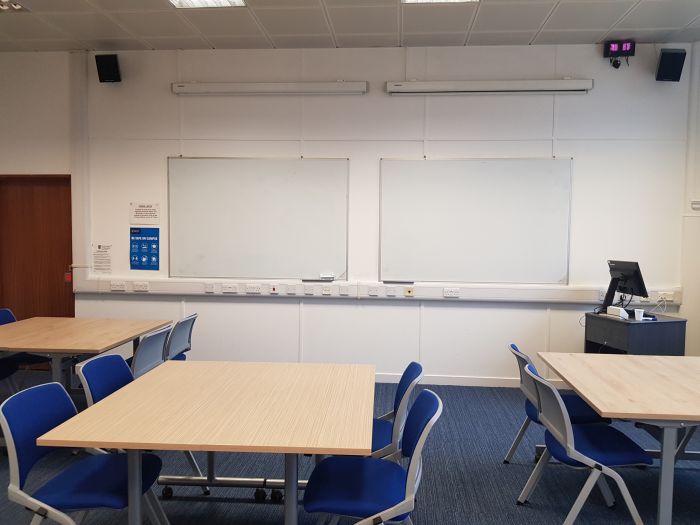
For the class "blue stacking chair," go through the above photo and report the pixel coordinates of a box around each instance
[0,307,16,326]
[518,365,651,524]
[0,382,168,525]
[372,361,423,458]
[164,313,197,361]
[129,325,171,379]
[504,344,605,463]
[78,353,209,496]
[304,389,443,525]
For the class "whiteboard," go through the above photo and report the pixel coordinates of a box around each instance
[169,157,348,280]
[380,158,572,284]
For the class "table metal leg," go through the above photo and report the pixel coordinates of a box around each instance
[284,454,298,525]
[128,450,143,525]
[50,356,63,384]
[658,427,678,525]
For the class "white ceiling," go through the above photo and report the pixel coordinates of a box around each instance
[0,0,699,52]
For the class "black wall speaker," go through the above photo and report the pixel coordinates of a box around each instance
[95,54,121,83]
[656,49,686,82]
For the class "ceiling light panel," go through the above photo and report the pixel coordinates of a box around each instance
[401,0,478,3]
[169,0,246,8]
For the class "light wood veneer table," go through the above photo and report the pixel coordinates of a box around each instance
[38,360,375,525]
[540,352,700,525]
[0,317,171,383]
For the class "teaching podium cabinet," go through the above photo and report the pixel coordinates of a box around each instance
[584,313,686,356]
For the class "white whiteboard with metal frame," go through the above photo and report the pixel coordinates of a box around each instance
[169,157,349,280]
[380,158,572,284]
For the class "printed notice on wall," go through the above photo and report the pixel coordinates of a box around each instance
[130,228,160,271]
[130,203,160,225]
[92,243,112,274]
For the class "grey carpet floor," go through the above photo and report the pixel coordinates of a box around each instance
[2,380,700,524]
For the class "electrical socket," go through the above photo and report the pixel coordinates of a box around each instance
[385,286,398,297]
[368,286,381,297]
[322,285,332,296]
[639,296,651,303]
[269,284,279,294]
[304,285,315,295]
[403,287,415,297]
[222,283,238,294]
[204,282,215,293]
[339,285,349,296]
[133,281,149,292]
[110,280,126,292]
[657,291,674,302]
[443,287,460,298]
[286,284,297,295]
[245,284,262,294]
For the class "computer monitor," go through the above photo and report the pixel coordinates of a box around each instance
[601,260,648,310]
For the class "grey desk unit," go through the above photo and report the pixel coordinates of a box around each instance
[584,313,686,356]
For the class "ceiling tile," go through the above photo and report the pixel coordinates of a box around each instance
[208,35,272,48]
[0,13,69,39]
[18,0,96,12]
[0,40,26,51]
[253,7,330,35]
[88,0,175,10]
[468,31,536,45]
[617,0,700,29]
[402,4,476,33]
[181,8,262,36]
[14,39,85,51]
[533,29,608,44]
[272,34,334,48]
[246,0,320,7]
[328,6,398,34]
[84,38,149,50]
[402,32,466,46]
[326,0,397,5]
[664,27,700,41]
[335,33,398,47]
[605,28,675,41]
[545,1,636,31]
[110,11,196,37]
[472,1,555,32]
[42,13,132,39]
[146,36,211,49]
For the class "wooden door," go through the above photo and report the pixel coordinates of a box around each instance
[0,176,74,320]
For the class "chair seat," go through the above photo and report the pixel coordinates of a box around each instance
[304,456,408,520]
[171,352,187,361]
[372,418,393,452]
[525,393,603,425]
[545,424,653,468]
[33,453,162,511]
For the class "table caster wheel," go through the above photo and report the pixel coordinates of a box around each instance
[162,486,174,499]
[203,489,211,496]
[254,488,267,502]
[271,489,284,503]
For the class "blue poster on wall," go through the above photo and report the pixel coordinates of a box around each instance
[130,227,159,271]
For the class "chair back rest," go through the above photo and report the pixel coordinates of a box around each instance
[0,383,77,489]
[524,364,574,450]
[131,325,171,378]
[0,308,17,325]
[165,313,198,360]
[508,344,539,407]
[402,389,443,498]
[78,354,134,406]
[391,361,423,440]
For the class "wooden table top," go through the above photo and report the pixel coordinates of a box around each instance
[540,353,700,422]
[0,317,171,354]
[38,361,375,455]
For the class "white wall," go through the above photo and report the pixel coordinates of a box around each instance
[0,43,695,384]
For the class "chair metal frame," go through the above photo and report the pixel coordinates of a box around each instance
[372,362,424,459]
[519,365,646,525]
[0,383,169,525]
[313,389,443,525]
[503,343,540,463]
